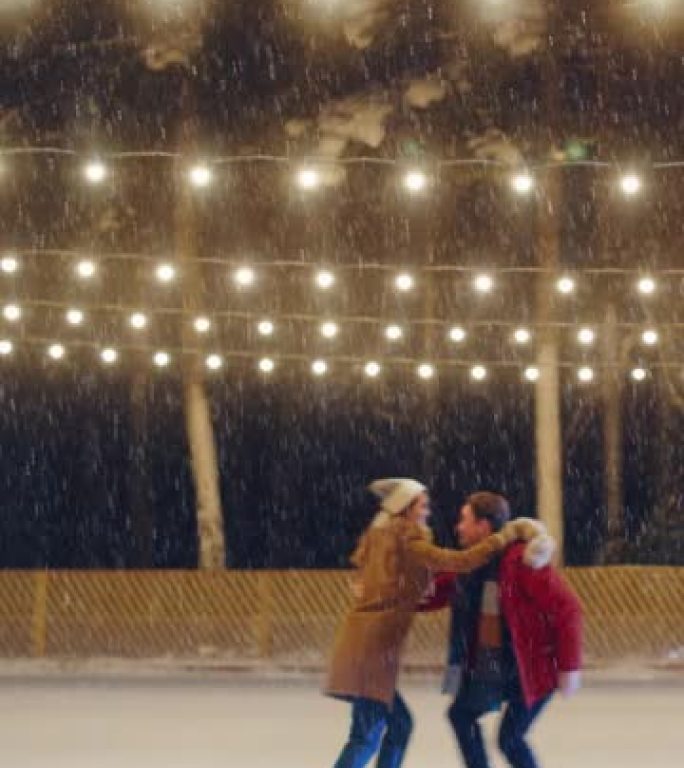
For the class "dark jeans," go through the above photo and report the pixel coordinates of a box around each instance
[448,686,551,768]
[333,693,413,768]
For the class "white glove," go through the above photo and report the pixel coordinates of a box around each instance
[558,670,582,697]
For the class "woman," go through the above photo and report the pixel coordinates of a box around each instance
[325,478,549,768]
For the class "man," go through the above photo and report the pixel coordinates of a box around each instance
[419,492,582,768]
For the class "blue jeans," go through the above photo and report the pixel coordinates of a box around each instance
[333,693,413,768]
[448,686,551,768]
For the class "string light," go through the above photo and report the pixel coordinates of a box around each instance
[471,365,487,381]
[315,270,335,290]
[524,366,540,382]
[449,326,467,343]
[206,354,223,370]
[364,361,381,378]
[514,327,531,344]
[257,319,275,336]
[0,340,13,356]
[193,316,211,334]
[631,367,647,382]
[153,351,170,368]
[556,276,576,294]
[395,273,415,291]
[83,160,107,185]
[156,263,176,283]
[473,274,493,293]
[129,312,147,330]
[403,170,428,193]
[296,167,320,190]
[620,173,642,197]
[417,363,435,380]
[578,366,594,383]
[100,348,118,365]
[3,304,21,322]
[641,329,659,345]
[259,357,275,374]
[189,164,213,188]
[48,343,65,360]
[311,359,328,377]
[0,255,19,274]
[320,321,339,339]
[385,324,404,342]
[511,172,534,195]
[637,276,656,295]
[577,327,595,345]
[76,259,96,279]
[66,308,84,326]
[234,266,256,288]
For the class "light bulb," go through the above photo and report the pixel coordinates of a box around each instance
[620,173,642,197]
[84,160,107,184]
[631,367,647,382]
[48,343,65,360]
[577,328,595,345]
[578,367,594,383]
[312,359,328,377]
[417,363,435,380]
[385,325,403,342]
[234,266,255,288]
[511,172,534,195]
[524,366,540,382]
[364,361,381,378]
[129,313,147,330]
[3,304,21,322]
[156,263,176,283]
[194,316,211,334]
[403,170,427,193]
[473,274,493,293]
[0,255,19,274]
[258,320,275,337]
[395,273,415,292]
[315,270,335,290]
[206,354,223,371]
[514,328,531,344]
[449,326,467,343]
[101,348,118,365]
[189,164,213,188]
[320,321,338,339]
[259,357,275,374]
[471,365,487,381]
[557,276,576,294]
[154,351,170,368]
[637,277,656,295]
[297,167,320,190]
[641,329,659,346]
[66,309,84,326]
[76,260,96,279]
[0,340,13,356]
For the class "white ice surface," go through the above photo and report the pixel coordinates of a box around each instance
[0,674,681,767]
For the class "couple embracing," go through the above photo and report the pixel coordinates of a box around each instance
[326,479,582,768]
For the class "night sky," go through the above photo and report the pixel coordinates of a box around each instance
[0,1,682,568]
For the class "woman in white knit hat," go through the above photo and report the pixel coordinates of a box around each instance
[325,478,552,768]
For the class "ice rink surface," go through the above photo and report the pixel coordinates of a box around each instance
[0,674,681,767]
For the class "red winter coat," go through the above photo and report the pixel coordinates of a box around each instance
[421,542,583,708]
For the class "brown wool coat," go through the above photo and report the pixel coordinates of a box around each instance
[325,514,505,707]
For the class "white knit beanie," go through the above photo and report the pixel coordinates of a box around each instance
[368,478,427,515]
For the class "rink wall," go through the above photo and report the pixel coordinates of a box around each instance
[0,568,682,667]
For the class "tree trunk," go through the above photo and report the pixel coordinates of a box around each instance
[174,80,226,570]
[601,303,625,563]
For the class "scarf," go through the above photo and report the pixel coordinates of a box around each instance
[442,559,504,715]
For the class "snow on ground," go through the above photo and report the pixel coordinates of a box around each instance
[0,674,681,767]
